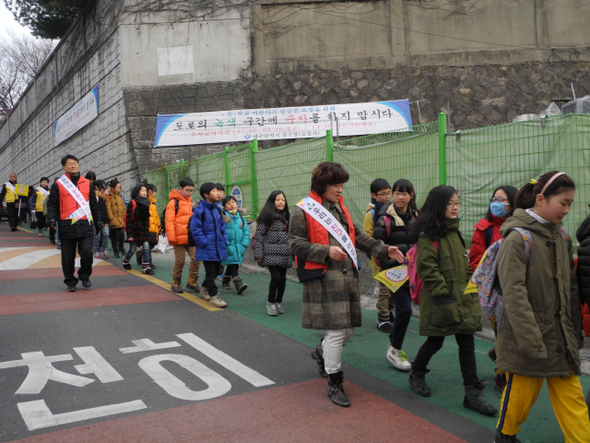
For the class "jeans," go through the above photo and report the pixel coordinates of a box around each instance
[389,285,412,350]
[203,261,221,296]
[268,266,287,303]
[412,333,478,386]
[93,225,110,253]
[124,240,150,264]
[109,227,125,254]
[224,264,240,278]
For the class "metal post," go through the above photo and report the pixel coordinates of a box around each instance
[326,130,334,162]
[224,147,231,186]
[179,158,185,178]
[438,113,447,185]
[249,140,259,217]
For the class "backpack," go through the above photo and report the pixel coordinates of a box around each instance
[161,199,179,235]
[472,226,568,330]
[406,239,439,305]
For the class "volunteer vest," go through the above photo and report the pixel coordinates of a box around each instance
[56,175,91,221]
[35,187,49,212]
[295,191,356,282]
[4,182,17,203]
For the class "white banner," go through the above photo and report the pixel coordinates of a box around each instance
[155,100,412,147]
[54,86,99,147]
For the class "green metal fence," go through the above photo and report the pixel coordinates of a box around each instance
[146,113,590,246]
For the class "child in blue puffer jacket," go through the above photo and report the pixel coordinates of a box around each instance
[191,182,228,308]
[221,195,250,294]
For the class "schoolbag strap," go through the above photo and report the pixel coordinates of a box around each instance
[511,227,533,264]
[484,225,494,248]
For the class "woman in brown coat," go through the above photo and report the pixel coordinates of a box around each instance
[107,180,126,257]
[289,162,403,407]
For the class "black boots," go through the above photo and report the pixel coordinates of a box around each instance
[463,380,498,416]
[327,371,350,407]
[409,369,431,397]
[310,342,328,378]
[222,275,231,290]
[494,429,520,443]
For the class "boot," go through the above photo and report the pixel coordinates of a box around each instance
[409,369,431,397]
[494,429,521,443]
[171,278,183,294]
[463,380,498,416]
[222,275,232,290]
[327,371,350,407]
[186,275,199,292]
[310,342,328,378]
[141,262,154,275]
[233,276,247,294]
[149,259,156,270]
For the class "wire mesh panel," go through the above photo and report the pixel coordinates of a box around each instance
[226,146,254,216]
[333,127,439,224]
[255,136,328,212]
[196,152,225,187]
[447,114,590,246]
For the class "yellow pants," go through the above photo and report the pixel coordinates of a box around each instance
[497,372,590,442]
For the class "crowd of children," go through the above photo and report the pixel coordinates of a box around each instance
[8,163,590,442]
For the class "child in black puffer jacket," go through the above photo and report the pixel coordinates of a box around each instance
[254,190,292,316]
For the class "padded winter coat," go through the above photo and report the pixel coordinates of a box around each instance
[148,196,161,240]
[191,200,227,262]
[373,203,417,270]
[254,217,292,268]
[416,218,481,337]
[497,209,582,377]
[468,215,505,272]
[107,193,126,229]
[222,211,250,265]
[164,189,193,246]
[576,213,590,306]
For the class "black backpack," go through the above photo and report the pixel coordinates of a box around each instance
[161,199,179,235]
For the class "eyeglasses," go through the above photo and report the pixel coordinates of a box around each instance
[490,198,508,203]
[447,201,461,208]
[376,191,392,197]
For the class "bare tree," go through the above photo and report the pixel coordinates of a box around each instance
[0,31,56,116]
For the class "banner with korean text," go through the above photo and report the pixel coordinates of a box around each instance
[154,100,411,147]
[53,86,99,147]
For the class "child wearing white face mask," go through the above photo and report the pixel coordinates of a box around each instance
[469,186,518,272]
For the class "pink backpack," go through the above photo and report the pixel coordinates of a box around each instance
[406,239,439,305]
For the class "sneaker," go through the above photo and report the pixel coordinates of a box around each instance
[93,253,100,259]
[57,242,61,250]
[102,251,109,259]
[386,344,411,371]
[267,303,278,316]
[38,233,44,237]
[81,279,91,288]
[276,303,285,314]
[199,286,210,301]
[377,319,393,333]
[209,295,227,308]
[142,268,155,275]
[67,285,77,292]
[216,274,224,281]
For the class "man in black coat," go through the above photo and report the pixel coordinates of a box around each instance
[47,155,101,292]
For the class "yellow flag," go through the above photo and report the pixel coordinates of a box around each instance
[374,265,409,293]
[15,184,29,197]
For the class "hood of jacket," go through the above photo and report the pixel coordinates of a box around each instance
[168,188,190,203]
[500,208,560,240]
